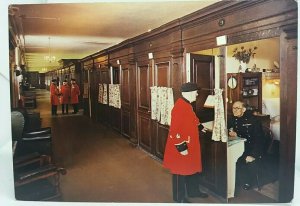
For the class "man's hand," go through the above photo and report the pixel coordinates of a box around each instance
[245,156,255,163]
[228,128,237,140]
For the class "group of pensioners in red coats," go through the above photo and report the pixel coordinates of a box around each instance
[50,78,80,116]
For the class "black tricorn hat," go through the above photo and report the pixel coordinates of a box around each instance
[51,79,57,82]
[180,82,199,92]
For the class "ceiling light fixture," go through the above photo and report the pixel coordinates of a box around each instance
[44,36,56,63]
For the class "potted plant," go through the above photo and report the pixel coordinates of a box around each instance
[232,46,257,72]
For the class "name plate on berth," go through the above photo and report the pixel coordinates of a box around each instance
[201,121,214,132]
[228,137,246,147]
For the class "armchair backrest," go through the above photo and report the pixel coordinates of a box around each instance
[11,111,25,141]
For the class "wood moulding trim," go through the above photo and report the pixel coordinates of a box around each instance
[180,1,268,31]
[228,27,281,45]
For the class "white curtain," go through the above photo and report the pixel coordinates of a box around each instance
[98,83,108,104]
[83,83,89,99]
[102,83,108,104]
[98,84,103,103]
[212,88,228,142]
[109,84,121,108]
[150,86,174,126]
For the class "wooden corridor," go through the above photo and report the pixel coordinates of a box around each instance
[32,89,274,203]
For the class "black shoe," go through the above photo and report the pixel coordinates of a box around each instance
[188,191,208,198]
[242,183,251,190]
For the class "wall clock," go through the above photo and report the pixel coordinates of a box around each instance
[227,76,237,89]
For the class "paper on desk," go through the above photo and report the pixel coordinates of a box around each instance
[228,137,246,147]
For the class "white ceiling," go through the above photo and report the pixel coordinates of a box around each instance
[9,1,220,72]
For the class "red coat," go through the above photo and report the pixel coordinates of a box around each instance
[163,98,202,175]
[50,83,60,106]
[70,83,80,104]
[60,84,70,104]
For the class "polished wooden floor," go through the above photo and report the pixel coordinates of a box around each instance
[31,89,276,203]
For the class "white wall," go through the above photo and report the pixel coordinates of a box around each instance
[226,38,280,73]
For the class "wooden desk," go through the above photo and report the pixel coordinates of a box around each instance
[199,129,227,198]
[227,138,246,198]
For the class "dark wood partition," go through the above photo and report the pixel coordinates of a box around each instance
[81,58,93,116]
[108,47,136,137]
[136,61,152,152]
[77,0,297,202]
[278,26,297,203]
[177,0,297,201]
[90,54,109,124]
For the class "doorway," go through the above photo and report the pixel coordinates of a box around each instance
[226,38,280,202]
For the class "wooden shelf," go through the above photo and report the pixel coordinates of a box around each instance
[227,72,262,113]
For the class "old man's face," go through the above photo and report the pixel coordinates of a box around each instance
[232,101,246,117]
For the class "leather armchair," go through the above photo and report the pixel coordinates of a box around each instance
[11,110,52,158]
[17,127,52,157]
[14,153,66,201]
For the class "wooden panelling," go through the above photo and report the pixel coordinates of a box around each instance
[109,107,121,132]
[200,131,227,198]
[189,53,227,197]
[137,64,150,111]
[94,55,108,64]
[97,68,110,124]
[182,0,297,52]
[99,69,110,83]
[109,47,134,62]
[134,29,181,64]
[154,61,170,87]
[279,29,297,203]
[155,123,169,159]
[128,64,137,141]
[70,0,297,201]
[83,59,93,68]
[90,69,100,122]
[171,59,184,101]
[112,67,120,84]
[189,54,214,122]
[83,69,89,116]
[121,109,130,138]
[150,60,172,158]
[138,113,152,152]
[121,68,130,106]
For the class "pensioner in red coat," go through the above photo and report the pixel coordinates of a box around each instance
[163,98,202,175]
[70,84,80,104]
[50,83,60,106]
[60,84,71,104]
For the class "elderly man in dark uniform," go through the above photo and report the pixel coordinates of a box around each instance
[163,82,208,203]
[228,101,266,191]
